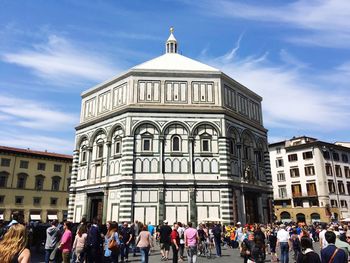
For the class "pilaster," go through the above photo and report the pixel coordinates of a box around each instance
[68,149,79,221]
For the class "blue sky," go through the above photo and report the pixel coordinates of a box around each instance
[0,0,349,154]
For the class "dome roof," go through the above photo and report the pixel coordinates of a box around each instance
[132,53,219,72]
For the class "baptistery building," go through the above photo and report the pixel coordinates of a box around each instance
[68,29,273,225]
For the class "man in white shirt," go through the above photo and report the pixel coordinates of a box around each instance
[276,224,291,263]
[319,225,328,249]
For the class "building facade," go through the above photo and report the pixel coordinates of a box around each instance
[270,136,350,224]
[69,29,273,225]
[0,146,72,222]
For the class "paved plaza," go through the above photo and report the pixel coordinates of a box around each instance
[31,242,322,263]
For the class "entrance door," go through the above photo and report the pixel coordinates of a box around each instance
[245,193,258,223]
[89,196,103,223]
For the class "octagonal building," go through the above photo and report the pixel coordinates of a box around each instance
[68,29,273,225]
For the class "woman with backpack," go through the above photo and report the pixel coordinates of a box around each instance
[291,229,301,262]
[103,221,120,263]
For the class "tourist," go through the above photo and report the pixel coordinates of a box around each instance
[297,236,321,263]
[290,229,301,262]
[136,224,153,263]
[58,221,73,263]
[247,235,265,263]
[184,222,198,263]
[0,223,30,263]
[103,221,120,263]
[335,231,350,258]
[120,222,132,262]
[72,224,88,263]
[86,218,102,263]
[321,231,347,263]
[44,220,60,263]
[171,223,180,263]
[158,220,172,261]
[319,224,328,249]
[147,222,155,253]
[276,224,291,263]
[177,222,186,261]
[212,223,222,257]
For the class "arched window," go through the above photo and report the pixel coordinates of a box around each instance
[114,136,122,155]
[96,140,104,158]
[17,173,28,189]
[141,132,153,152]
[172,136,181,152]
[35,175,45,190]
[81,146,87,163]
[229,139,235,155]
[200,133,212,153]
[51,176,61,191]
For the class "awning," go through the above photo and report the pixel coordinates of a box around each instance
[48,214,58,220]
[30,214,41,220]
[0,214,3,220]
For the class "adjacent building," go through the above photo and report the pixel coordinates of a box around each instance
[270,136,350,224]
[69,29,273,225]
[0,146,72,222]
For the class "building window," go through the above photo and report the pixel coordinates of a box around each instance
[17,173,28,189]
[66,198,69,206]
[0,172,8,187]
[37,163,46,171]
[67,178,71,190]
[277,172,285,182]
[335,165,342,177]
[276,147,281,154]
[331,199,338,208]
[97,143,104,158]
[290,167,300,177]
[304,166,315,176]
[69,166,72,173]
[342,154,349,163]
[54,164,62,172]
[81,147,87,163]
[325,164,333,176]
[328,181,336,193]
[333,152,340,161]
[302,151,313,159]
[309,199,319,207]
[323,150,330,159]
[15,196,23,205]
[51,177,61,191]
[19,160,29,169]
[293,199,303,207]
[345,167,350,178]
[229,139,236,155]
[292,184,302,197]
[115,140,121,154]
[33,197,41,206]
[50,198,58,206]
[338,182,345,194]
[288,154,298,162]
[276,159,284,168]
[172,136,181,152]
[35,176,45,190]
[306,183,317,196]
[341,200,348,208]
[347,183,350,195]
[0,195,4,204]
[142,138,152,152]
[278,186,287,198]
[1,158,11,167]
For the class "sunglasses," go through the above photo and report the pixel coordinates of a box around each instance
[346,237,350,239]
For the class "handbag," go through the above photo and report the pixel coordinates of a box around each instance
[108,235,119,252]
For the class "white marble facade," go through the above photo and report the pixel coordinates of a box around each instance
[68,29,273,225]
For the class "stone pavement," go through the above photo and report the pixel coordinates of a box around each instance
[31,242,322,263]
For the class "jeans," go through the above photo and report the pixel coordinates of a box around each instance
[140,247,150,263]
[214,237,221,256]
[120,243,129,261]
[279,242,289,263]
[45,249,54,263]
[187,246,197,263]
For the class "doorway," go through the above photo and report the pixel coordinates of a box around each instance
[88,193,103,223]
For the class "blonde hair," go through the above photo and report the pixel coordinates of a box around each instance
[0,224,28,263]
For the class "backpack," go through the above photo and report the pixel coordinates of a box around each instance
[292,236,300,249]
[250,243,265,263]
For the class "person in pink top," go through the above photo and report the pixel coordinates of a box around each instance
[58,221,73,263]
[184,222,198,263]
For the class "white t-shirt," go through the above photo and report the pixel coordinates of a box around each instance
[277,229,290,242]
[319,229,328,248]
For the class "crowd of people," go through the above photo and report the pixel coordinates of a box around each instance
[2,211,350,263]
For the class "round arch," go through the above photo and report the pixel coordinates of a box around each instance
[190,121,221,137]
[107,123,125,142]
[227,126,240,140]
[296,213,306,223]
[75,134,89,150]
[131,121,161,136]
[256,137,268,152]
[311,213,321,223]
[240,129,257,149]
[88,128,107,147]
[161,121,190,136]
[280,211,291,223]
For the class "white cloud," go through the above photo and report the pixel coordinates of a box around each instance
[204,47,350,132]
[0,94,78,131]
[2,35,119,83]
[0,130,74,154]
[192,0,350,48]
